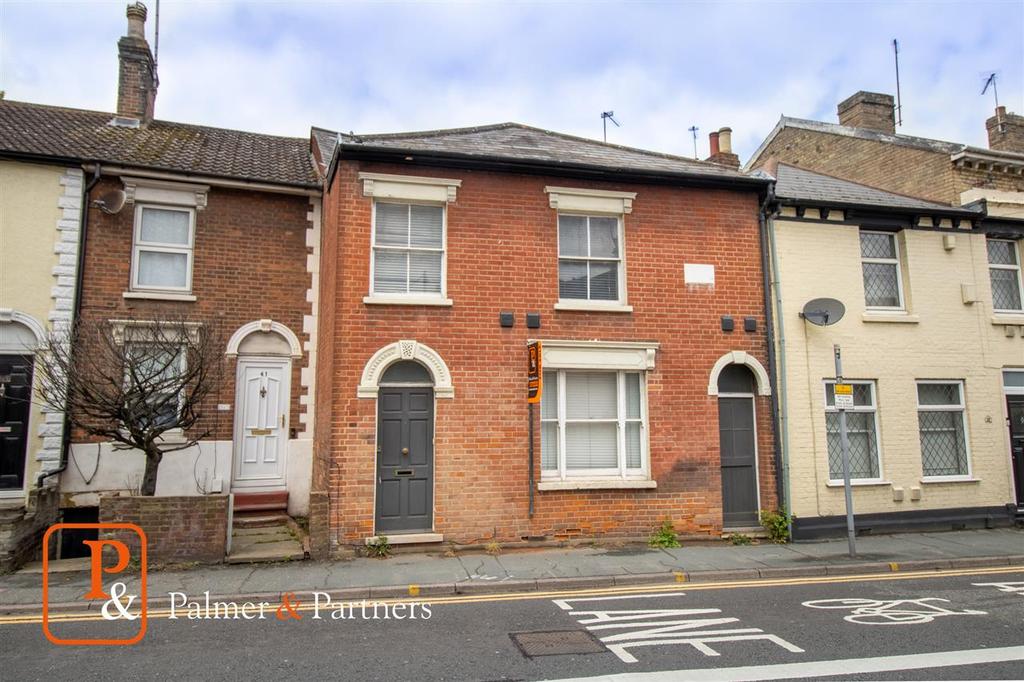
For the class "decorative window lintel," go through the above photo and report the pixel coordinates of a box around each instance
[545,186,636,215]
[122,177,209,211]
[359,172,461,203]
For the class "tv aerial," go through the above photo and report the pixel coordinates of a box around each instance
[601,111,620,143]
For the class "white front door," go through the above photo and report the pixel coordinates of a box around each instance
[233,357,290,488]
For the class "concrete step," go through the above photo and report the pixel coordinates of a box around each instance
[233,512,290,528]
[226,540,306,564]
[232,491,289,513]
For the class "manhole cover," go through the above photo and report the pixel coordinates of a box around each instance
[510,630,606,657]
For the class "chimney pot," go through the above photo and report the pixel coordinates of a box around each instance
[718,127,733,155]
[117,2,156,122]
[709,131,720,157]
[126,2,147,40]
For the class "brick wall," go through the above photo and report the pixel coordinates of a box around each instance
[99,494,228,564]
[75,180,313,443]
[0,487,59,572]
[753,127,1024,206]
[318,161,776,550]
[754,128,956,204]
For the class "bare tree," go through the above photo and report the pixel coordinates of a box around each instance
[34,316,224,496]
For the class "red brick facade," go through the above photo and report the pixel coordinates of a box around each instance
[76,178,314,444]
[316,161,776,551]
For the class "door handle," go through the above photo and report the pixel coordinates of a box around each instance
[402,447,409,456]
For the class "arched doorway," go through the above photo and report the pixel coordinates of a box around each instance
[0,311,46,494]
[376,360,435,533]
[227,321,302,490]
[717,364,760,528]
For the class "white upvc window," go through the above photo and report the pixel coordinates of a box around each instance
[131,205,195,293]
[859,231,904,310]
[557,214,625,304]
[917,380,971,479]
[370,201,446,299]
[541,369,647,480]
[987,238,1024,312]
[824,380,882,482]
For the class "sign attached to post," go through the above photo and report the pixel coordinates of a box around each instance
[527,341,542,403]
[834,383,854,410]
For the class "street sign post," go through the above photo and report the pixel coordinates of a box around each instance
[834,344,857,558]
[527,342,542,517]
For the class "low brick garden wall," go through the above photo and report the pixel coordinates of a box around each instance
[99,495,229,565]
[0,486,59,573]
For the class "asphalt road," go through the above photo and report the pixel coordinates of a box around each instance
[4,567,1024,681]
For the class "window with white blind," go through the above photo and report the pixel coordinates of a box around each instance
[859,231,904,309]
[558,214,624,303]
[131,206,195,292]
[987,239,1024,312]
[917,381,971,479]
[541,370,647,479]
[824,380,882,481]
[371,201,445,298]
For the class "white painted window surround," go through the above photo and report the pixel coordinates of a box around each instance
[359,173,461,306]
[537,340,657,489]
[859,230,905,311]
[546,186,636,313]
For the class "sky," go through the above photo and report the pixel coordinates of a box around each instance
[0,0,1021,162]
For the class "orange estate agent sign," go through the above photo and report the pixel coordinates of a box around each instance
[527,341,542,404]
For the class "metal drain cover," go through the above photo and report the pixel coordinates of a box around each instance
[510,630,606,657]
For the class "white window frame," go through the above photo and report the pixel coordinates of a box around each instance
[130,204,196,294]
[556,213,627,307]
[916,379,973,481]
[541,369,649,482]
[366,200,450,305]
[823,379,885,484]
[859,230,905,311]
[987,238,1024,313]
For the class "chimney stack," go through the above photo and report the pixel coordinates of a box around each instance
[116,2,157,122]
[837,91,895,134]
[705,127,740,169]
[987,106,1024,153]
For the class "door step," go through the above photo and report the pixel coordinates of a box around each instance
[233,512,291,529]
[232,491,289,513]
[228,515,308,564]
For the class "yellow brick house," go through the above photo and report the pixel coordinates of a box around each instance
[763,162,1022,538]
[0,153,84,569]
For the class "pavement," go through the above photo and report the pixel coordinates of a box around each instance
[1,527,1022,613]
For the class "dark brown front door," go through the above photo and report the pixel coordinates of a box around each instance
[719,396,759,528]
[0,355,33,490]
[1008,396,1024,508]
[376,387,434,533]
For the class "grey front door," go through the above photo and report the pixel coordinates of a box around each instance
[0,355,33,490]
[376,388,434,533]
[1008,396,1024,508]
[719,396,758,527]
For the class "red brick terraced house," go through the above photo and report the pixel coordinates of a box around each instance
[0,5,322,564]
[309,122,779,554]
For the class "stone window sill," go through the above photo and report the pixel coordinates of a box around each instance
[363,295,453,307]
[554,301,633,313]
[123,291,197,302]
[920,476,980,484]
[825,479,892,488]
[992,314,1024,326]
[862,312,919,324]
[538,479,656,491]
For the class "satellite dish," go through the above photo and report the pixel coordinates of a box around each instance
[94,189,127,215]
[800,298,846,326]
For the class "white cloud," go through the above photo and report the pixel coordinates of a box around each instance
[0,0,1020,160]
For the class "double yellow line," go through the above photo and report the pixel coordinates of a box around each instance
[3,565,1020,627]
